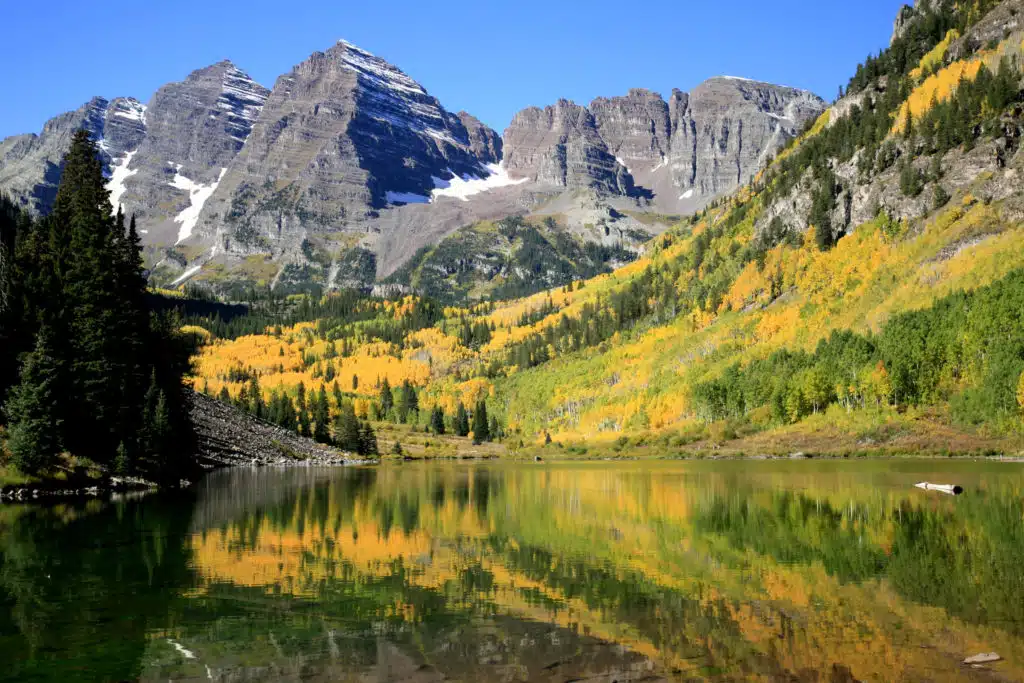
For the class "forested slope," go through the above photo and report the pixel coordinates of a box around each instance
[180,0,1024,456]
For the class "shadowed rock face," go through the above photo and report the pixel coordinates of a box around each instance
[192,40,502,257]
[502,99,635,194]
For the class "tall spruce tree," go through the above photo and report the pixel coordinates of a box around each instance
[430,405,445,434]
[4,325,63,473]
[455,401,470,437]
[379,377,394,416]
[313,385,331,444]
[334,401,361,452]
[0,133,194,478]
[471,400,490,445]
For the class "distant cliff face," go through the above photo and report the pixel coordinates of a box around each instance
[0,96,146,215]
[114,61,270,244]
[0,38,823,292]
[0,62,269,247]
[502,78,825,208]
[502,99,635,195]
[192,41,502,257]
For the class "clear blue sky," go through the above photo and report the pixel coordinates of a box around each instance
[0,0,906,139]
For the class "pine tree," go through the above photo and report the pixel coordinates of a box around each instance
[379,377,394,416]
[471,400,490,445]
[352,374,359,391]
[332,380,344,409]
[397,380,418,423]
[334,401,361,452]
[455,401,470,437]
[4,325,63,474]
[359,422,379,456]
[430,405,445,434]
[248,377,265,419]
[313,385,331,444]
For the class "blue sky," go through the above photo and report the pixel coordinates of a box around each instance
[0,0,906,139]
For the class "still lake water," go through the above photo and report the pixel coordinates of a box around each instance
[2,460,1024,682]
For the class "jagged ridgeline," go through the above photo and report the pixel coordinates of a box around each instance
[178,0,1024,453]
[0,37,824,300]
[0,133,195,478]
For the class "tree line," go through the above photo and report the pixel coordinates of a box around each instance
[0,132,193,478]
[691,267,1024,428]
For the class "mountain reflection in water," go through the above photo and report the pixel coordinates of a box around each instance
[2,460,1024,682]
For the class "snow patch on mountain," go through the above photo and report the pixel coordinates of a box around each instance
[216,64,269,144]
[431,163,530,202]
[170,264,203,286]
[336,39,461,147]
[112,100,147,123]
[169,165,228,243]
[680,189,695,200]
[105,151,138,215]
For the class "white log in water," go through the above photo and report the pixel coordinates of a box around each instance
[915,482,964,495]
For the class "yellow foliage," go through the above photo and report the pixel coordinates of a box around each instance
[894,57,983,131]
[1017,371,1024,417]
[909,29,959,81]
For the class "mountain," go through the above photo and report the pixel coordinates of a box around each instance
[0,96,146,215]
[0,60,269,251]
[0,39,824,297]
[180,0,1024,457]
[503,79,825,211]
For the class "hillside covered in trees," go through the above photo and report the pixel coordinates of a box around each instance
[0,133,194,480]
[168,0,1024,458]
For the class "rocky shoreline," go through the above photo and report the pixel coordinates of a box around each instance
[188,390,361,467]
[1,392,366,504]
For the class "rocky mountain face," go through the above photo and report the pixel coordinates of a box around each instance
[192,41,503,259]
[107,61,270,246]
[502,79,826,210]
[0,96,146,215]
[0,61,269,249]
[503,100,636,195]
[0,38,824,294]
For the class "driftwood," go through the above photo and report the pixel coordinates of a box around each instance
[914,482,964,495]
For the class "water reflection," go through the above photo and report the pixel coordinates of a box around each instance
[2,461,1024,681]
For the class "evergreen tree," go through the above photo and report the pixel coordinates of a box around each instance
[297,403,311,438]
[430,405,445,434]
[359,422,379,456]
[397,380,418,423]
[4,326,63,474]
[313,385,331,444]
[379,377,394,416]
[334,401,361,452]
[248,377,265,419]
[352,373,359,391]
[332,380,344,409]
[471,400,490,444]
[455,401,470,437]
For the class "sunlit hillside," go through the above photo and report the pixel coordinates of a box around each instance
[182,0,1024,457]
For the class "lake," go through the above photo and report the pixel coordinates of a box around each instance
[2,459,1024,682]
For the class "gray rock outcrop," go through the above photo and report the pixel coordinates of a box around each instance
[192,40,502,257]
[0,96,146,215]
[502,99,635,194]
[111,61,270,245]
[590,88,672,166]
[503,78,825,208]
[189,390,354,467]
